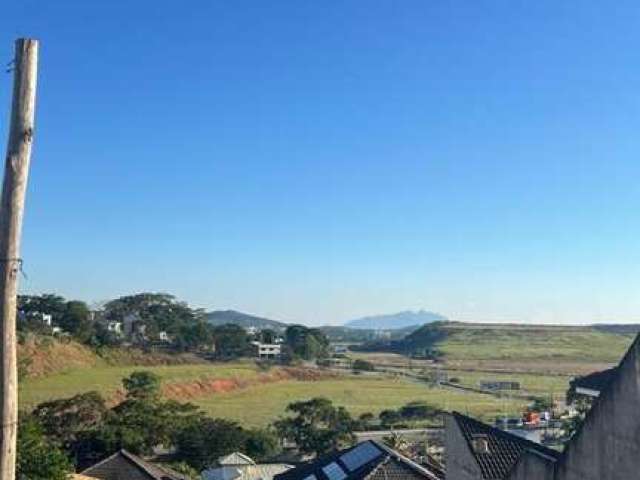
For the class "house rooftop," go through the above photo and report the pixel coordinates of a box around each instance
[80,449,187,480]
[217,452,257,466]
[570,366,618,397]
[274,440,443,480]
[451,412,560,480]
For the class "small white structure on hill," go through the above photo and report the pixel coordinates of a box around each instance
[251,341,281,359]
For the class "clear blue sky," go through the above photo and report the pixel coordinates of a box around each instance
[1,1,640,325]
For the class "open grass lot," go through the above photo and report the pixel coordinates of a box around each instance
[439,325,633,363]
[351,325,634,376]
[446,370,571,397]
[192,375,528,428]
[19,362,261,409]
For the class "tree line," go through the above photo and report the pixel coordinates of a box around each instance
[17,292,330,361]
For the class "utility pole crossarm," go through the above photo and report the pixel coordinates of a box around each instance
[0,38,38,480]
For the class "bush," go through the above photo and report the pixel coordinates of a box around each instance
[379,409,402,428]
[399,401,440,420]
[352,359,375,372]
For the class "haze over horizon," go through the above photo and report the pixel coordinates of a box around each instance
[3,2,640,325]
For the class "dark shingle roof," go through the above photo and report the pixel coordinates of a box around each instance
[451,412,560,480]
[574,367,618,392]
[274,441,442,480]
[81,449,187,480]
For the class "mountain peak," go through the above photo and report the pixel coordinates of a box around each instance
[344,310,448,330]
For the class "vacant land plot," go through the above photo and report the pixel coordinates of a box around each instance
[20,362,261,409]
[446,370,571,397]
[352,325,633,376]
[439,326,632,364]
[192,376,528,428]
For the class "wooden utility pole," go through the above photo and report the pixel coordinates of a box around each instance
[0,38,38,480]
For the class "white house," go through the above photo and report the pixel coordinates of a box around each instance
[251,341,281,359]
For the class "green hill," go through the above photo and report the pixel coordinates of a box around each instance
[359,322,635,365]
[206,310,289,330]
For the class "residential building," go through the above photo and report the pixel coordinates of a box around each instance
[80,449,186,480]
[565,367,617,404]
[251,341,282,359]
[202,452,292,480]
[274,440,443,480]
[445,333,640,480]
[444,412,560,480]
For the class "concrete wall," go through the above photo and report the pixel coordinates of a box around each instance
[555,338,640,480]
[508,451,556,480]
[444,414,482,480]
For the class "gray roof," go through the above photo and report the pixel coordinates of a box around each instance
[203,463,293,480]
[451,412,560,480]
[217,452,257,466]
[81,449,187,480]
[274,440,443,480]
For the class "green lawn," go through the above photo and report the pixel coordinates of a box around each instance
[192,375,528,428]
[19,362,260,409]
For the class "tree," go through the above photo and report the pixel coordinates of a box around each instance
[352,359,375,372]
[17,415,72,480]
[60,300,94,342]
[17,294,66,333]
[244,428,281,461]
[122,371,161,401]
[175,417,247,470]
[258,329,277,344]
[284,325,329,361]
[212,324,250,358]
[379,409,402,428]
[399,401,441,420]
[32,391,107,454]
[357,412,375,428]
[529,396,554,413]
[274,397,355,456]
[83,372,202,462]
[103,292,207,347]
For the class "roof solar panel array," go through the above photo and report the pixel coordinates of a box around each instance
[322,462,346,480]
[339,442,382,472]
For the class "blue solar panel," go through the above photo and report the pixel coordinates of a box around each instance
[339,442,382,472]
[322,462,346,480]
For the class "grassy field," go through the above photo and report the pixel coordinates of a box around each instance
[19,362,261,409]
[19,324,635,428]
[446,370,571,397]
[438,324,633,363]
[192,375,528,428]
[20,363,528,428]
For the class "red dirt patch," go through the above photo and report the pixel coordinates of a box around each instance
[161,367,337,401]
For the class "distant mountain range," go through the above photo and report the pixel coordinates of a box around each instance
[206,310,288,330]
[344,310,448,330]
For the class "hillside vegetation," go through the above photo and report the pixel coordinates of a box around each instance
[206,310,289,330]
[18,336,205,378]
